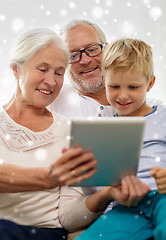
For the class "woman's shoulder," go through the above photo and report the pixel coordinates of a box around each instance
[0,105,7,123]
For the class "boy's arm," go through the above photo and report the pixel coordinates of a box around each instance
[59,175,150,232]
[86,175,151,212]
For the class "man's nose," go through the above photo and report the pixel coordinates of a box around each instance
[79,51,91,64]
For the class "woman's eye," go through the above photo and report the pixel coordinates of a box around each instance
[39,69,46,72]
[55,70,65,77]
[55,72,65,77]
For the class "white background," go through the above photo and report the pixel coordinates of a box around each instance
[0,0,166,104]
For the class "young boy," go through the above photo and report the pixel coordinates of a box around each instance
[75,39,166,240]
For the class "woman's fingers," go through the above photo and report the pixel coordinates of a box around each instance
[61,147,68,154]
[66,168,97,186]
[52,151,96,175]
[63,151,96,172]
[53,146,83,165]
[57,157,97,184]
[49,147,97,186]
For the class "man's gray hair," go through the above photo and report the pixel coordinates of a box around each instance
[60,19,107,44]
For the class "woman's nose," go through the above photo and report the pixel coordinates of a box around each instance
[44,72,56,87]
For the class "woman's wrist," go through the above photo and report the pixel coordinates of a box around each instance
[0,164,54,192]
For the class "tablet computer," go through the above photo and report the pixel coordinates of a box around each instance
[69,117,146,186]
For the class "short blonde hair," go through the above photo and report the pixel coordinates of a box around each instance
[102,38,154,82]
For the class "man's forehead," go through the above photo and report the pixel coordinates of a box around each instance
[68,42,101,52]
[64,25,101,51]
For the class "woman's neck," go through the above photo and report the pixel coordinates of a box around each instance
[4,96,53,132]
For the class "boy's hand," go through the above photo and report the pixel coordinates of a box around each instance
[104,175,151,207]
[150,167,166,194]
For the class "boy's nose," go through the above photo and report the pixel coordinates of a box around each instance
[118,91,129,100]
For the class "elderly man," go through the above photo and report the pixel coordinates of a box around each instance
[49,19,115,117]
[49,19,161,117]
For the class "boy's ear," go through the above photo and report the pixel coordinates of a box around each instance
[102,75,105,86]
[11,64,20,80]
[147,76,155,92]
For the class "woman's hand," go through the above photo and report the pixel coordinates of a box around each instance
[151,167,166,194]
[46,146,97,188]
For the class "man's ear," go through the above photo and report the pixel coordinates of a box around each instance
[147,76,155,92]
[102,75,105,86]
[11,64,20,80]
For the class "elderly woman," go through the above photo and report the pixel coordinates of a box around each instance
[0,28,151,240]
[0,28,99,240]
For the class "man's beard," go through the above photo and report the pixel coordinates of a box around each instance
[69,72,105,94]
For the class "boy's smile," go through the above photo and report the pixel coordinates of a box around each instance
[104,69,154,116]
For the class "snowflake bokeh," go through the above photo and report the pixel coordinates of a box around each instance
[35,149,47,161]
[0,0,165,103]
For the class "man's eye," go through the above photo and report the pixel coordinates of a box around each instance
[70,52,79,59]
[88,47,98,52]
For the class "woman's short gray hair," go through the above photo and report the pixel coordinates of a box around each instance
[60,19,107,44]
[10,28,69,68]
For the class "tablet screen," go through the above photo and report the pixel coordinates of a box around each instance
[69,117,146,186]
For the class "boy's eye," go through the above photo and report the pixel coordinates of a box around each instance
[129,86,138,89]
[110,85,119,89]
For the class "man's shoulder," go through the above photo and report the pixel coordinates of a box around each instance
[54,84,79,102]
[147,97,166,107]
[49,84,85,117]
[60,84,76,94]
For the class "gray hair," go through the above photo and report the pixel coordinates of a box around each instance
[10,28,69,68]
[60,19,107,44]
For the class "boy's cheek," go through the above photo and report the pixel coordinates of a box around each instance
[106,89,113,104]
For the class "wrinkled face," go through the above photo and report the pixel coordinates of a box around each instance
[64,24,104,94]
[104,69,153,116]
[13,44,67,108]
